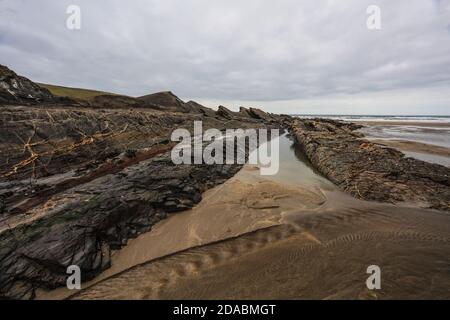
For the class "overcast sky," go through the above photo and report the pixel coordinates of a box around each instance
[1,0,450,115]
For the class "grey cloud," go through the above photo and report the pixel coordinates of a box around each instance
[0,0,449,114]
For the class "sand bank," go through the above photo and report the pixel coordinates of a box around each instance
[371,139,450,158]
[37,165,327,299]
[68,187,450,300]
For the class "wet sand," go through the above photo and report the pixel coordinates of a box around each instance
[371,139,450,167]
[357,121,450,167]
[371,139,450,158]
[68,189,450,300]
[38,164,328,300]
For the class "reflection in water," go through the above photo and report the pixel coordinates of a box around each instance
[262,133,334,189]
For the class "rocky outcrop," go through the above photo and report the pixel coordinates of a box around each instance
[86,93,217,115]
[185,100,216,117]
[248,107,276,122]
[0,65,59,105]
[137,91,191,113]
[88,94,154,109]
[288,118,450,211]
[0,106,198,181]
[216,105,236,119]
[216,105,284,124]
[239,106,253,118]
[0,147,246,299]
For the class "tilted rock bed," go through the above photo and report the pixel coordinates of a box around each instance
[288,118,450,211]
[0,150,247,299]
[0,105,282,299]
[0,65,74,105]
[0,106,262,181]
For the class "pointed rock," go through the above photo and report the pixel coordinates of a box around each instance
[216,105,236,119]
[185,100,216,116]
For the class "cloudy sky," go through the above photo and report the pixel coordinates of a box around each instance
[1,0,450,115]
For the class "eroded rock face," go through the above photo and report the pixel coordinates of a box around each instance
[216,105,236,119]
[88,94,154,109]
[248,107,276,122]
[239,106,253,118]
[216,105,284,125]
[288,118,450,211]
[0,106,200,181]
[0,65,57,105]
[185,100,217,117]
[0,150,245,299]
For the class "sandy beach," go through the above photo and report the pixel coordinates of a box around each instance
[371,139,450,157]
[355,121,450,128]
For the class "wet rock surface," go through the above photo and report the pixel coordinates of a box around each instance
[288,118,450,211]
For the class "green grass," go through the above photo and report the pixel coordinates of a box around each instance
[37,83,115,100]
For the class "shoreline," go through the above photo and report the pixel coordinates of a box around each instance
[356,120,450,167]
[354,120,450,128]
[370,139,450,158]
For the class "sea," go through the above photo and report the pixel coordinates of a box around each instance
[291,115,450,123]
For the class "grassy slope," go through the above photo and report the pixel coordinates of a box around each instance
[37,83,115,100]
